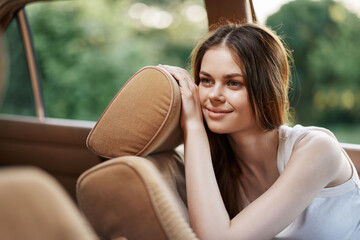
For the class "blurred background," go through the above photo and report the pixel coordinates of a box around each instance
[1,0,359,143]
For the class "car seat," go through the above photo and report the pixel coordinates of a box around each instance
[76,66,198,240]
[0,166,98,240]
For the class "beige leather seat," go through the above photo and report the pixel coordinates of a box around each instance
[0,167,98,240]
[76,66,198,240]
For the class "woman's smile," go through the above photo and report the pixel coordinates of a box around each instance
[204,107,233,119]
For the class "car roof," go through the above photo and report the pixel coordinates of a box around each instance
[0,0,257,32]
[1,0,48,30]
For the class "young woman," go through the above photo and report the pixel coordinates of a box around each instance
[160,23,360,239]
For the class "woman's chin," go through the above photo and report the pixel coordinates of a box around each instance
[206,123,230,134]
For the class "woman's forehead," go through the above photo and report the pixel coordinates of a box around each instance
[200,46,244,75]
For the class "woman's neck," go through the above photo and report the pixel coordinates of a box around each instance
[228,127,280,201]
[228,127,279,165]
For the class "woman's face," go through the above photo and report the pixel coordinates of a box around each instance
[198,46,257,134]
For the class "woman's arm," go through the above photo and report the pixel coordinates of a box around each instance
[159,65,345,240]
[159,65,232,237]
[183,123,231,238]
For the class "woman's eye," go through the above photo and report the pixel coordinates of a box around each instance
[227,80,242,88]
[200,78,212,85]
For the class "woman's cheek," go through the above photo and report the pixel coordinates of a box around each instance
[198,87,207,104]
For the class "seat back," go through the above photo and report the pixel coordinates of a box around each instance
[0,167,98,240]
[77,66,197,239]
[77,151,197,240]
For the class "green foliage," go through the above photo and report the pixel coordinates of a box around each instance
[327,124,360,143]
[1,18,35,116]
[27,2,119,120]
[267,0,360,126]
[26,0,206,121]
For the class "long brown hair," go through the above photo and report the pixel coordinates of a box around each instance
[191,23,292,218]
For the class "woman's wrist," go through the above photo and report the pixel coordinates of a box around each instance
[182,120,206,134]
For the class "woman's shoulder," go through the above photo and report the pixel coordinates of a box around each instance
[293,128,340,156]
[283,124,341,159]
[290,125,355,189]
[280,124,343,174]
[286,125,345,182]
[279,124,338,143]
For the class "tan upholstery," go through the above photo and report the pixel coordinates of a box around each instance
[86,66,183,159]
[0,167,98,240]
[78,66,197,239]
[77,151,197,240]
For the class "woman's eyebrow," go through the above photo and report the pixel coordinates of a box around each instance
[224,73,244,78]
[199,71,211,77]
[199,71,244,79]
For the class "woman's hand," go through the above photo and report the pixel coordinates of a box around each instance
[158,65,204,131]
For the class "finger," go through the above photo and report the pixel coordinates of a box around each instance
[187,79,197,92]
[160,65,191,90]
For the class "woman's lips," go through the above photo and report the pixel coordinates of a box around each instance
[205,108,232,119]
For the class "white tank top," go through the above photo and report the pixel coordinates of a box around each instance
[274,125,360,240]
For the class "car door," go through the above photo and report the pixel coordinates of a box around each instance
[0,1,101,199]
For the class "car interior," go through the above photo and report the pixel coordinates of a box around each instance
[0,0,360,239]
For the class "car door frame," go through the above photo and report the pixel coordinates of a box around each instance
[0,1,101,200]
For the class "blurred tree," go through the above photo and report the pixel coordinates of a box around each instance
[27,3,121,120]
[266,0,360,126]
[1,18,35,116]
[26,0,206,121]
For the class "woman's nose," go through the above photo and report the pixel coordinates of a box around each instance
[209,86,225,102]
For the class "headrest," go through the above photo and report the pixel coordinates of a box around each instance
[86,66,183,159]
